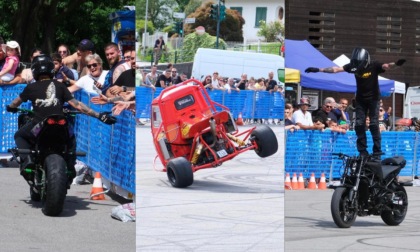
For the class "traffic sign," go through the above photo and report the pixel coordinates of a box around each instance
[185,18,196,24]
[173,12,185,19]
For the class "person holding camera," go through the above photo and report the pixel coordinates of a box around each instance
[305,47,405,159]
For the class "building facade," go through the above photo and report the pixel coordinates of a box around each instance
[225,0,284,42]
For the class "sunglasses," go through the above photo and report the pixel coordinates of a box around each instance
[58,50,68,54]
[87,63,99,69]
[325,105,333,108]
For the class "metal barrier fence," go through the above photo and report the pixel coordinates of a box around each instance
[135,87,284,120]
[0,85,135,195]
[285,130,420,180]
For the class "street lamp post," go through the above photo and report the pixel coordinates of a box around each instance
[142,0,149,57]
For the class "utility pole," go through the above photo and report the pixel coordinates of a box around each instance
[216,0,220,49]
[142,0,149,57]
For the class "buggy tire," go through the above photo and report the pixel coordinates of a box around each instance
[42,154,68,216]
[251,125,278,157]
[331,187,357,228]
[166,157,193,188]
[381,185,408,226]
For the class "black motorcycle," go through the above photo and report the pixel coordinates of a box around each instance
[8,108,85,216]
[330,153,408,228]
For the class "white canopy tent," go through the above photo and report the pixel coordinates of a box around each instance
[333,54,406,128]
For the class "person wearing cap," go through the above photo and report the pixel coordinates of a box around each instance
[0,41,20,82]
[292,97,324,130]
[62,39,95,78]
[305,47,405,159]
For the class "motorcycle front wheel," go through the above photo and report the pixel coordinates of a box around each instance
[42,154,68,216]
[331,187,358,228]
[381,185,408,226]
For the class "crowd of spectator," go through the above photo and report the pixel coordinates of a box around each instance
[285,95,414,134]
[0,36,135,116]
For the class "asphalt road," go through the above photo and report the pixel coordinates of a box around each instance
[0,162,135,252]
[136,125,284,252]
[285,186,420,251]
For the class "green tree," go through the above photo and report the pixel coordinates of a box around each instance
[257,20,284,42]
[184,0,202,17]
[0,0,134,63]
[184,2,244,41]
[136,0,176,30]
[180,31,227,62]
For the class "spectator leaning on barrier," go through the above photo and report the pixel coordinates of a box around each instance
[6,54,116,186]
[378,107,390,132]
[292,97,324,130]
[266,71,278,93]
[107,49,136,96]
[67,53,108,95]
[333,97,350,129]
[51,53,75,83]
[145,65,158,86]
[305,47,405,159]
[312,97,338,129]
[155,68,172,88]
[285,103,300,132]
[171,67,182,84]
[102,42,126,97]
[62,39,95,78]
[236,73,248,90]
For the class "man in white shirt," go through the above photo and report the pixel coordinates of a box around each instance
[292,97,324,130]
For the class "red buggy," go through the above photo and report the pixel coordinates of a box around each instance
[151,79,278,188]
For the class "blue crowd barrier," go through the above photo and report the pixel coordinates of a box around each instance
[285,130,420,180]
[0,85,135,195]
[135,87,284,120]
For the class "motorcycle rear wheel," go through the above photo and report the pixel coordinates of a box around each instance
[42,154,68,216]
[381,185,408,226]
[331,187,358,228]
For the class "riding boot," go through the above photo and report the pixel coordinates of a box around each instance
[20,155,35,182]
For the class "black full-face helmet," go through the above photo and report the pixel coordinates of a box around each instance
[349,47,370,73]
[31,54,55,81]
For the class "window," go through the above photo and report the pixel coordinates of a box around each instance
[231,7,242,16]
[255,7,267,27]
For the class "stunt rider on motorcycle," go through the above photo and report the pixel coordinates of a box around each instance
[6,54,116,184]
[305,48,405,160]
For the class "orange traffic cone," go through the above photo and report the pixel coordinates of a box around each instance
[285,173,292,190]
[236,112,244,126]
[90,172,106,200]
[291,173,299,190]
[297,173,305,190]
[307,173,317,189]
[318,173,327,190]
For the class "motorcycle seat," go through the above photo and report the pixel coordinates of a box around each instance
[381,156,406,168]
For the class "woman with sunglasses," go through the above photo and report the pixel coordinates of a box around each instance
[57,44,74,68]
[67,53,108,95]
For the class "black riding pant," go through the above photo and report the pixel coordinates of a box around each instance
[354,98,382,155]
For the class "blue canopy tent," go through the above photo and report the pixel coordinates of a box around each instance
[285,39,395,94]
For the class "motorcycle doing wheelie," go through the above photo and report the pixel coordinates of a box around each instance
[330,153,408,228]
[8,108,84,216]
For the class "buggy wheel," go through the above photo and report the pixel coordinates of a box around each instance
[331,187,358,228]
[166,157,193,188]
[250,125,278,157]
[381,185,408,226]
[42,154,68,216]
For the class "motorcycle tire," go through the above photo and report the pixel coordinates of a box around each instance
[42,154,68,216]
[331,187,358,228]
[381,185,408,226]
